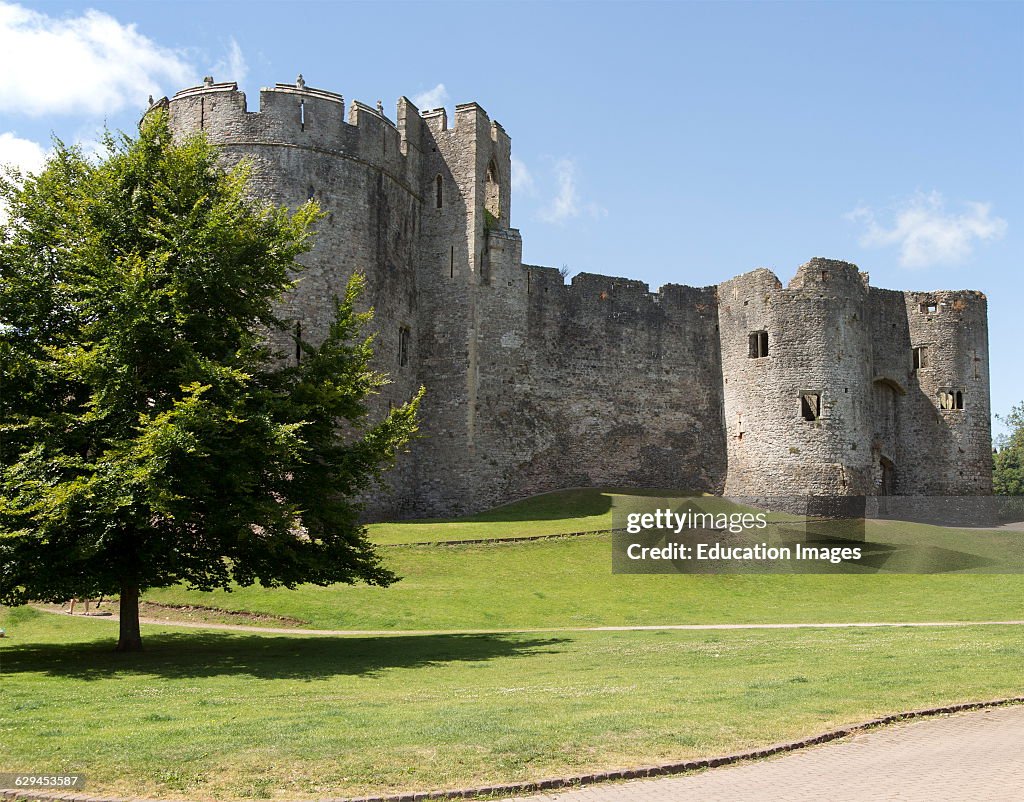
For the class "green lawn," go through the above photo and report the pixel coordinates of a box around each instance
[2,606,1021,801]
[142,532,1024,631]
[6,489,1023,800]
[133,486,1024,632]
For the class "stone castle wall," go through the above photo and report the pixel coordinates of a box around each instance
[159,78,993,519]
[466,259,728,513]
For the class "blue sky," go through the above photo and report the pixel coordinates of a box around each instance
[1,1,1021,435]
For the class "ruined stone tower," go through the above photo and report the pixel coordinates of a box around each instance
[719,261,991,499]
[156,77,993,518]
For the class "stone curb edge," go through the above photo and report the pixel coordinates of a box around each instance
[3,696,1022,802]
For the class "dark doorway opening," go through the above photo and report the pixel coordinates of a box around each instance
[880,457,896,496]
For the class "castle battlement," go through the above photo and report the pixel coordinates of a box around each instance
[161,77,993,517]
[162,77,445,187]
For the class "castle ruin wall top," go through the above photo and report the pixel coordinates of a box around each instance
[164,79,509,199]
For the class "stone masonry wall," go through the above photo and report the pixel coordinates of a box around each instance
[465,249,727,513]
[900,290,992,493]
[159,79,993,519]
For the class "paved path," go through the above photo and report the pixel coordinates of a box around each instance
[131,617,1024,637]
[505,705,1024,801]
[34,606,1024,637]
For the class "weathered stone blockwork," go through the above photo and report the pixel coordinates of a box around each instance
[158,79,993,518]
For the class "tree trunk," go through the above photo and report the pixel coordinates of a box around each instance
[115,582,143,652]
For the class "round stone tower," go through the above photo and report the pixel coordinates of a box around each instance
[158,77,427,515]
[719,258,876,499]
[161,78,421,380]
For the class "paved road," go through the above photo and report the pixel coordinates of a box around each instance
[506,705,1024,802]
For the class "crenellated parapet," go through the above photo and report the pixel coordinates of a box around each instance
[164,77,427,193]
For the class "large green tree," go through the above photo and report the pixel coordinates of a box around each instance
[994,403,1024,496]
[0,112,420,651]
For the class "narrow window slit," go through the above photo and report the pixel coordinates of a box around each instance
[398,326,410,367]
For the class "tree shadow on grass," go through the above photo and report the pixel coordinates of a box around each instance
[0,631,572,680]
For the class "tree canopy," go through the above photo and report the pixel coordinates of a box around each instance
[0,111,421,650]
[994,403,1024,496]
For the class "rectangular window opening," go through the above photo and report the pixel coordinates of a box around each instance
[748,330,769,358]
[919,301,937,313]
[938,388,965,411]
[800,392,821,422]
[912,345,930,370]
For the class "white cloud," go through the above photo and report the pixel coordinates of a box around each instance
[0,1,195,116]
[848,191,1007,268]
[0,131,48,224]
[541,159,578,223]
[412,83,449,112]
[0,131,47,175]
[0,130,119,223]
[511,157,535,195]
[211,37,247,84]
[539,158,606,224]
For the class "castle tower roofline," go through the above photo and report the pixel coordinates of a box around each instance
[173,80,238,99]
[421,106,447,132]
[788,257,868,290]
[452,102,508,141]
[719,267,783,293]
[348,99,396,128]
[270,81,345,106]
[162,77,429,193]
[455,101,488,116]
[907,288,988,300]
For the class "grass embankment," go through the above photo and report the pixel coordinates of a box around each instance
[139,489,1024,631]
[2,605,1021,801]
[365,486,649,544]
